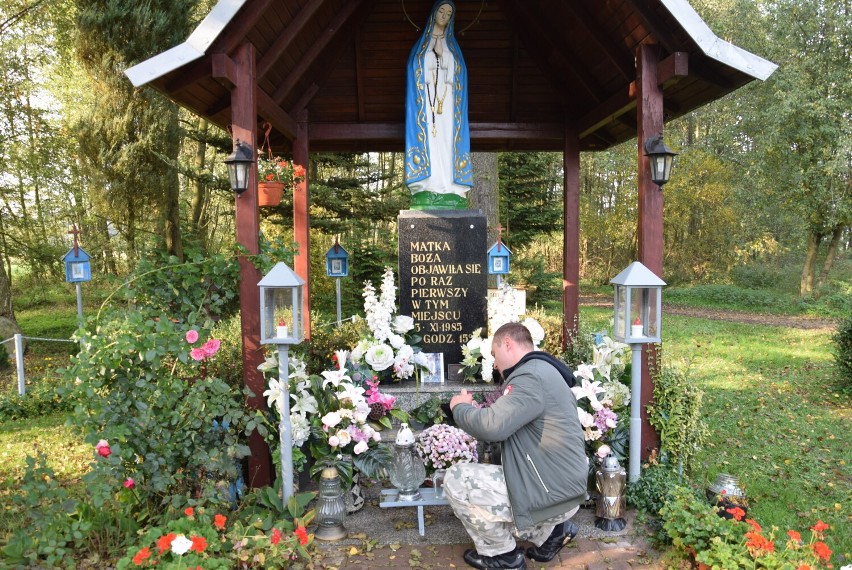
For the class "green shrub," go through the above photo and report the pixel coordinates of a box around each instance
[833,315,852,390]
[291,314,366,374]
[626,462,682,516]
[58,310,254,517]
[659,485,740,552]
[647,359,709,475]
[0,380,74,420]
[0,342,7,370]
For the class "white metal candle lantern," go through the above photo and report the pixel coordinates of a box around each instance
[258,262,305,506]
[610,261,666,483]
[610,261,666,344]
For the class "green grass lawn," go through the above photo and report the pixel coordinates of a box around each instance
[1,305,850,563]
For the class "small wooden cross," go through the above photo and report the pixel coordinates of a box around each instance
[495,223,504,251]
[68,224,81,256]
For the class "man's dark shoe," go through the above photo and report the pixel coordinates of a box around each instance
[525,521,578,562]
[463,547,527,569]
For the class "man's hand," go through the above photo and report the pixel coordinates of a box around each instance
[450,388,475,410]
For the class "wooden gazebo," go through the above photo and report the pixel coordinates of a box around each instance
[127,0,776,486]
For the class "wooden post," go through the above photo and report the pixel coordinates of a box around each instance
[293,109,312,339]
[636,43,663,458]
[562,121,580,350]
[231,42,272,487]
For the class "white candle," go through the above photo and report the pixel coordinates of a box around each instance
[631,324,643,337]
[277,325,288,338]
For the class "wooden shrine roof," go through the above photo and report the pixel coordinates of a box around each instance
[126,0,776,153]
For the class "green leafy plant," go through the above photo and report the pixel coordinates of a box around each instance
[626,461,682,516]
[832,314,852,390]
[647,358,708,475]
[659,485,736,553]
[0,380,74,420]
[409,395,448,428]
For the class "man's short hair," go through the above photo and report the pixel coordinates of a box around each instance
[493,322,534,349]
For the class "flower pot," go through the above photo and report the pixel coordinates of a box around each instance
[258,181,285,206]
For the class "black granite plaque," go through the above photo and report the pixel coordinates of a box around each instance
[398,210,487,370]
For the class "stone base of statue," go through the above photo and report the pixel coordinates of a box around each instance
[409,191,468,210]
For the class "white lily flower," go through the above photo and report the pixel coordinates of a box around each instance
[257,353,278,372]
[321,368,350,389]
[263,378,285,410]
[334,349,350,370]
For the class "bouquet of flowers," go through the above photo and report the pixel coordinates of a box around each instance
[571,335,631,463]
[258,154,306,184]
[415,424,478,474]
[459,288,545,383]
[348,267,429,383]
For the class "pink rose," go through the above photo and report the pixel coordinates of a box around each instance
[353,440,369,455]
[123,478,135,489]
[328,435,340,447]
[185,330,199,344]
[596,444,612,459]
[190,348,206,361]
[96,440,111,457]
[202,339,221,357]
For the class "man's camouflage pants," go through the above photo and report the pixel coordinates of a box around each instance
[444,462,579,556]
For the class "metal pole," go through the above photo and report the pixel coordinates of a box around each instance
[629,343,642,482]
[76,282,84,326]
[335,278,342,324]
[15,333,25,396]
[277,345,294,507]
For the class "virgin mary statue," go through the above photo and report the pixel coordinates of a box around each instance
[405,0,473,210]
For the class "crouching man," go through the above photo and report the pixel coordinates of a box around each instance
[446,322,588,570]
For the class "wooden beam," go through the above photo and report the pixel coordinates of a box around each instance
[171,0,274,93]
[307,122,564,142]
[256,0,330,79]
[293,109,311,339]
[658,52,688,87]
[562,120,580,351]
[272,0,367,104]
[230,42,272,489]
[211,53,239,89]
[257,88,297,140]
[291,83,320,115]
[623,0,678,54]
[578,53,688,140]
[563,1,636,82]
[636,42,663,460]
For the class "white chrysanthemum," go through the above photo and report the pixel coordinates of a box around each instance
[584,427,603,442]
[365,343,395,371]
[522,318,545,347]
[291,414,310,447]
[392,315,415,334]
[602,380,631,409]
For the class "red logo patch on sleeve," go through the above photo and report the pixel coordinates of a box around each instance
[502,385,513,396]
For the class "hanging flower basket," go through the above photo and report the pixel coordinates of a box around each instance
[258,181,285,206]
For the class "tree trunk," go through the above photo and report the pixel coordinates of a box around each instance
[190,118,209,252]
[97,216,117,275]
[800,231,822,296]
[0,249,13,321]
[470,152,499,242]
[816,224,845,294]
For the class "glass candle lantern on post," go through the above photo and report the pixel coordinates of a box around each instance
[610,261,666,482]
[258,262,305,507]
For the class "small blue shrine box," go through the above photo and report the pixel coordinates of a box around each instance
[487,242,511,275]
[64,247,92,283]
[325,243,349,277]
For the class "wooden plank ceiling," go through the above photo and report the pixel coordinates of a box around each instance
[146,0,761,153]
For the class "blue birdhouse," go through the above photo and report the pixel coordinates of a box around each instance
[487,241,511,275]
[63,247,92,283]
[325,241,349,277]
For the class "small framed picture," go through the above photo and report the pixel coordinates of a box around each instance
[421,352,445,384]
[331,259,343,275]
[493,257,504,272]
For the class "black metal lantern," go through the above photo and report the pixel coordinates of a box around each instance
[643,133,677,187]
[224,139,254,195]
